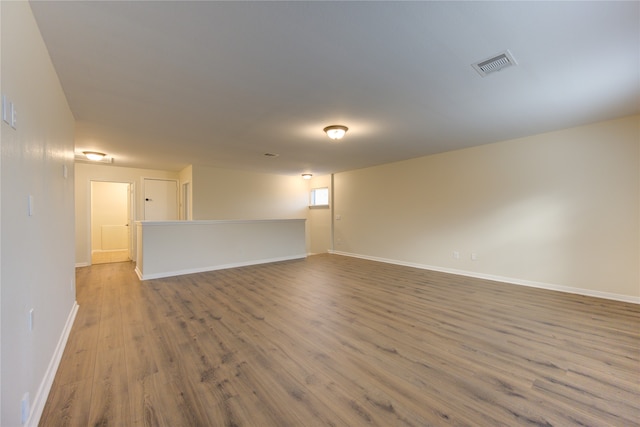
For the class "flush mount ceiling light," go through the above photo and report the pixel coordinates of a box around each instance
[83,151,106,161]
[301,173,312,180]
[75,151,113,164]
[323,125,348,140]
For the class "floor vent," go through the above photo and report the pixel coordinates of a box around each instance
[472,50,517,77]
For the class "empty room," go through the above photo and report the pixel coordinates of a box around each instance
[1,1,638,426]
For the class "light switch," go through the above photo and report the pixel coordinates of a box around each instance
[1,95,7,124]
[28,195,34,216]
[10,102,17,129]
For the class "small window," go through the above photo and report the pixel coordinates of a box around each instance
[310,187,329,207]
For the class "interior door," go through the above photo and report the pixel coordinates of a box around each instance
[144,178,179,220]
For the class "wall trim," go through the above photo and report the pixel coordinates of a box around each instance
[28,301,79,427]
[329,250,640,304]
[136,254,307,281]
[75,262,89,268]
[139,218,306,226]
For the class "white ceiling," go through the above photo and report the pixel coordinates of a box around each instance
[29,1,639,176]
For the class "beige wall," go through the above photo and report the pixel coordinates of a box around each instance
[191,165,308,220]
[1,2,77,425]
[329,115,639,300]
[75,163,179,266]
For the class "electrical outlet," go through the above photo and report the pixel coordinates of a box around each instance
[453,251,460,259]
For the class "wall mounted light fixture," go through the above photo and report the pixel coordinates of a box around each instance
[323,125,348,140]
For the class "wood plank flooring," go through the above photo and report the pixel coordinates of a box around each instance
[40,254,640,426]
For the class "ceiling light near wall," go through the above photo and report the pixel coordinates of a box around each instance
[323,125,348,140]
[75,151,113,164]
[83,151,106,161]
[302,173,312,180]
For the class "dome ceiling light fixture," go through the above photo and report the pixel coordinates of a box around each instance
[301,173,312,180]
[83,151,106,161]
[323,125,348,140]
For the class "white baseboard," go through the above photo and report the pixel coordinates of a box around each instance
[137,254,308,281]
[329,250,640,304]
[27,301,79,427]
[75,262,89,268]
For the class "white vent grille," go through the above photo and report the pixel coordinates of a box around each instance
[472,50,517,77]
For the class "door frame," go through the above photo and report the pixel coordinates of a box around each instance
[88,180,135,265]
[181,181,191,220]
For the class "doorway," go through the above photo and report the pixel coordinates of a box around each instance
[90,181,132,264]
[182,181,191,220]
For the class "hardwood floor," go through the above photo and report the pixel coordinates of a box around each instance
[40,254,639,426]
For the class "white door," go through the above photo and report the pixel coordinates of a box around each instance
[144,178,179,220]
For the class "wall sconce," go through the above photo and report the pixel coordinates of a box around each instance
[323,125,348,140]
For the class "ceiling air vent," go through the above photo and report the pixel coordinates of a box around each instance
[472,50,517,77]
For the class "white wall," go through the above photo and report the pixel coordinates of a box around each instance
[329,115,639,301]
[1,2,77,425]
[75,163,179,266]
[136,219,306,280]
[191,165,308,220]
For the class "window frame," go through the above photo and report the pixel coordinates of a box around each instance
[309,187,329,208]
